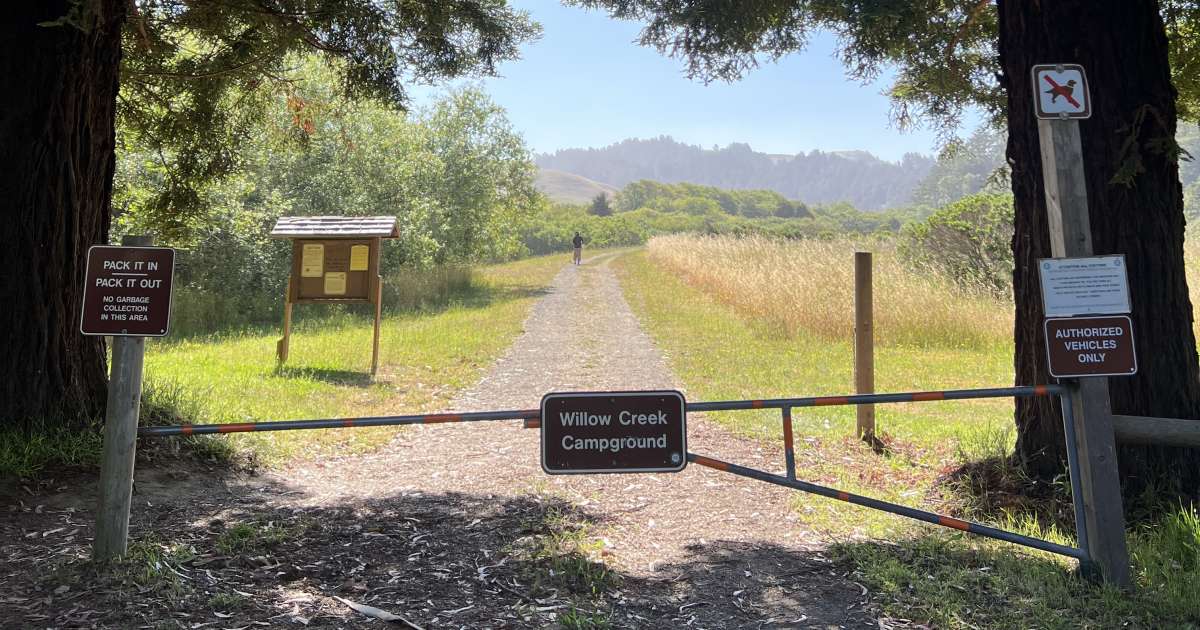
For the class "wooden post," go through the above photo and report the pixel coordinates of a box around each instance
[371,276,382,376]
[1037,117,1132,588]
[854,251,875,441]
[370,237,382,376]
[94,235,151,562]
[277,277,292,363]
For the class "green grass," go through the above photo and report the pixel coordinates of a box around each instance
[510,506,618,599]
[614,250,1013,537]
[835,507,1200,628]
[0,253,569,476]
[613,249,1200,629]
[558,607,614,630]
[215,518,305,555]
[110,533,197,592]
[141,252,568,465]
[0,425,105,478]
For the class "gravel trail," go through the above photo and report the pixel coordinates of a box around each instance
[276,253,876,628]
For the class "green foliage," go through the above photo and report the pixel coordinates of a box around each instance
[912,126,1009,208]
[588,192,614,216]
[524,180,923,256]
[899,193,1014,297]
[1180,126,1200,219]
[1166,2,1200,123]
[118,0,540,235]
[522,205,657,254]
[116,67,540,333]
[812,202,926,236]
[615,179,810,218]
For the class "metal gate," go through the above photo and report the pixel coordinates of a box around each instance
[140,384,1092,569]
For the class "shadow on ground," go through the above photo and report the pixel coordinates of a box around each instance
[273,365,377,387]
[1,462,877,629]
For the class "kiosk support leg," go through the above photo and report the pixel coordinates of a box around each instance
[277,279,292,363]
[371,277,382,375]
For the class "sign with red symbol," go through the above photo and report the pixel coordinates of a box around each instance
[1032,64,1090,119]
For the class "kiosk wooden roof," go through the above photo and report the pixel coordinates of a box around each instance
[270,216,399,239]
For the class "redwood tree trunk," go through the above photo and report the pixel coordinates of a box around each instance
[0,1,125,429]
[998,0,1200,502]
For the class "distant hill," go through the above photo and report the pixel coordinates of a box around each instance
[909,126,1200,213]
[535,169,619,205]
[536,136,935,210]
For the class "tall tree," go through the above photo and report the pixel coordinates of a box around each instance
[589,192,614,216]
[1000,2,1200,498]
[573,0,1200,503]
[1,1,125,427]
[2,0,538,429]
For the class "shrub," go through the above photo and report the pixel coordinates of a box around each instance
[898,193,1014,297]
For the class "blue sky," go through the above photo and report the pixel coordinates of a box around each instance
[412,1,978,161]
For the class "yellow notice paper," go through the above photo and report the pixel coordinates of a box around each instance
[324,272,347,295]
[301,244,324,277]
[350,244,369,271]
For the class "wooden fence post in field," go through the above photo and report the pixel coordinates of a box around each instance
[1037,114,1131,588]
[854,251,875,442]
[94,234,151,562]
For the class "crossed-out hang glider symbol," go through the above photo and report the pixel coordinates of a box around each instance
[1043,75,1080,108]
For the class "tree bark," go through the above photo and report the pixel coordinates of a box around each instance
[0,1,125,429]
[998,0,1200,502]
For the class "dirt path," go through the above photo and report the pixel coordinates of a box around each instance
[2,254,876,629]
[271,253,876,628]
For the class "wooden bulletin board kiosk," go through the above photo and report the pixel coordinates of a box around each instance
[270,216,399,375]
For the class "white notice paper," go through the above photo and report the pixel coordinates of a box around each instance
[1039,255,1130,317]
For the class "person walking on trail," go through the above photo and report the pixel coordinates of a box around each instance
[572,232,584,265]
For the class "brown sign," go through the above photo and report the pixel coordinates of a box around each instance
[81,246,175,336]
[541,391,687,474]
[289,238,377,302]
[1044,316,1137,378]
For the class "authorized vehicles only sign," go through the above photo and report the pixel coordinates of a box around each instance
[1044,316,1137,378]
[540,391,687,474]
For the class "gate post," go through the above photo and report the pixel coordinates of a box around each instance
[1037,116,1131,588]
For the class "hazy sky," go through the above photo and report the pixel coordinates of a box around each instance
[411,1,980,161]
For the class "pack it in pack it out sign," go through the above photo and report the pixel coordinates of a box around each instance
[1044,316,1137,378]
[1032,63,1091,119]
[80,246,175,337]
[1038,255,1130,318]
[541,391,687,474]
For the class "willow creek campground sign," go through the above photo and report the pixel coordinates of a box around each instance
[541,391,687,474]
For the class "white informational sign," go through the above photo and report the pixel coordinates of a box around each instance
[1039,255,1130,317]
[1032,64,1091,119]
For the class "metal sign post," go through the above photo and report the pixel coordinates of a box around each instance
[1034,63,1131,588]
[86,235,176,562]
